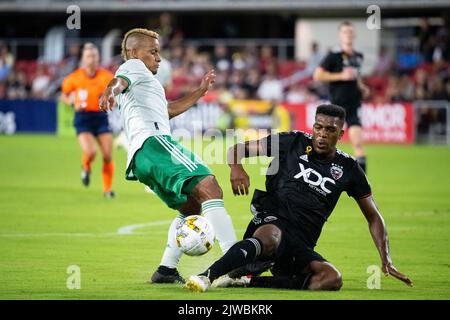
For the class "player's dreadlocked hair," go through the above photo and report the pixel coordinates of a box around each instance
[121,28,159,61]
[315,104,346,121]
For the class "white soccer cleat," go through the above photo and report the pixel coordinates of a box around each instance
[212,275,251,288]
[144,186,155,194]
[184,275,211,292]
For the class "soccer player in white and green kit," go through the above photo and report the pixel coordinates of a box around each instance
[100,28,237,284]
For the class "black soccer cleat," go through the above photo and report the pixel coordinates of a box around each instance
[150,266,185,284]
[104,190,115,199]
[228,260,275,279]
[81,169,90,187]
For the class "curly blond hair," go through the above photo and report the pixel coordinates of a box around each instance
[121,28,159,60]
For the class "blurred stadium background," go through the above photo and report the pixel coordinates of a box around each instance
[0,0,449,143]
[1,0,450,300]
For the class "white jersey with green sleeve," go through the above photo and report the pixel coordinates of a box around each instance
[115,58,171,168]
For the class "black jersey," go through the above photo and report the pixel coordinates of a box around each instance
[320,49,364,108]
[263,131,371,247]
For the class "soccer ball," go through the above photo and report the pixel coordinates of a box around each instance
[176,215,215,256]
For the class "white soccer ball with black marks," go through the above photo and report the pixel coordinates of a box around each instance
[176,215,215,256]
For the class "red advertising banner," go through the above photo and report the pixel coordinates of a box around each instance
[283,102,415,144]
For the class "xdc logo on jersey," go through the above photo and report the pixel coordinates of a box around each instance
[294,163,335,194]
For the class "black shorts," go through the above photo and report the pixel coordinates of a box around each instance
[332,101,362,127]
[332,97,363,127]
[74,111,112,136]
[343,104,362,127]
[243,190,326,276]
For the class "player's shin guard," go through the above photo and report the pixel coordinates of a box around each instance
[82,153,93,172]
[201,199,237,253]
[102,160,114,192]
[200,238,263,283]
[249,274,313,290]
[159,213,185,268]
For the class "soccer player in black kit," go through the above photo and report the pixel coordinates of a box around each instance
[185,104,413,292]
[314,21,370,172]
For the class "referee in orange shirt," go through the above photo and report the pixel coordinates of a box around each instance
[61,43,115,198]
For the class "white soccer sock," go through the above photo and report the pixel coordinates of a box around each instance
[202,199,237,253]
[159,213,185,269]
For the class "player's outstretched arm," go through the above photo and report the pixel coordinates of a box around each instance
[357,77,371,99]
[59,92,71,105]
[60,92,85,111]
[356,196,413,287]
[99,77,129,112]
[227,139,268,196]
[313,66,355,82]
[167,69,216,119]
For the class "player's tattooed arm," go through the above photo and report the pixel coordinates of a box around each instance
[357,196,413,287]
[168,69,216,119]
[227,138,268,196]
[227,139,268,165]
[99,77,129,111]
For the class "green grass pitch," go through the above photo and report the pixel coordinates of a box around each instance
[0,135,449,300]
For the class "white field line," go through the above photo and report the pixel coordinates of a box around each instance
[0,220,172,238]
[116,220,172,235]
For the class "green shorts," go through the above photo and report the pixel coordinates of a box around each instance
[126,135,212,209]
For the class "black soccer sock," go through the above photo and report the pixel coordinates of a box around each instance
[357,156,367,173]
[249,273,313,290]
[200,238,263,282]
[157,265,178,275]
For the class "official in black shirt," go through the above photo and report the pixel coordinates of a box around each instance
[185,104,412,292]
[314,21,370,172]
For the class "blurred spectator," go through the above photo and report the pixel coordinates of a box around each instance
[242,67,261,99]
[159,12,184,49]
[259,46,276,75]
[231,52,246,71]
[159,13,175,47]
[167,63,191,99]
[229,70,247,98]
[446,80,450,98]
[6,69,29,99]
[413,68,429,100]
[418,18,433,60]
[242,44,258,70]
[421,34,438,63]
[374,47,393,75]
[213,43,231,72]
[398,74,415,101]
[397,45,422,72]
[184,45,199,66]
[169,45,184,68]
[257,62,283,102]
[46,42,80,97]
[428,76,449,100]
[154,56,173,91]
[2,18,450,107]
[214,69,229,88]
[285,84,318,104]
[434,14,450,63]
[60,43,80,76]
[192,53,211,81]
[31,64,51,98]
[0,43,14,82]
